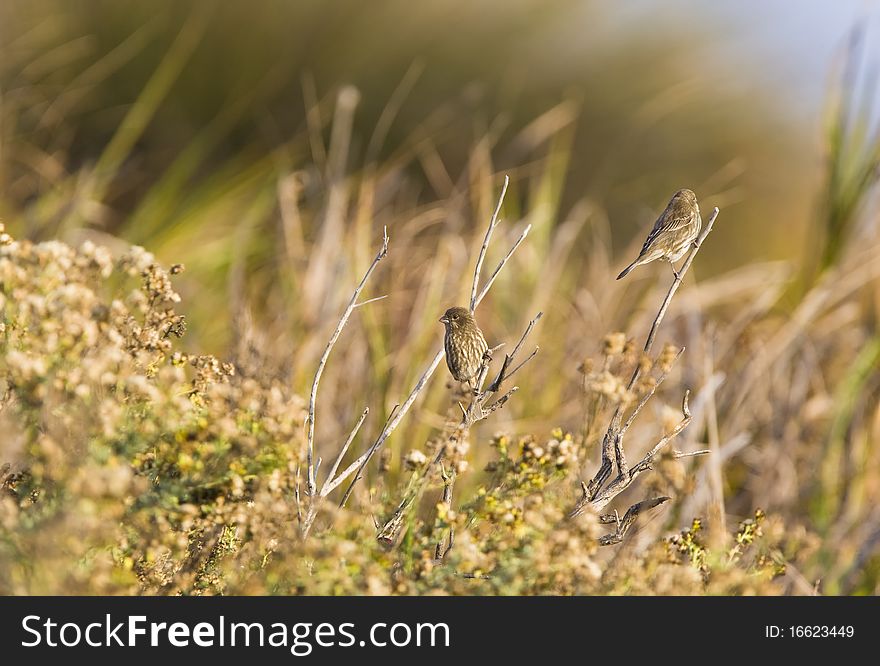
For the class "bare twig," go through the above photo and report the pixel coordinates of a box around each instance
[300,408,370,538]
[320,408,370,497]
[573,391,692,516]
[434,463,456,561]
[483,386,519,414]
[470,175,510,312]
[489,312,543,391]
[376,493,417,546]
[474,224,532,307]
[598,497,671,546]
[674,449,711,459]
[354,294,388,308]
[628,391,692,477]
[505,348,539,380]
[620,347,685,438]
[294,465,303,526]
[335,405,400,506]
[472,348,495,395]
[305,227,389,497]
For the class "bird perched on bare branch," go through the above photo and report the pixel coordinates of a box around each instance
[439,306,488,387]
[617,188,702,280]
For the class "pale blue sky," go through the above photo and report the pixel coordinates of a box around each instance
[559,0,880,126]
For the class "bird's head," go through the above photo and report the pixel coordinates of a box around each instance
[439,306,473,330]
[672,188,698,205]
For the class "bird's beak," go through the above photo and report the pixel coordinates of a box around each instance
[439,316,448,324]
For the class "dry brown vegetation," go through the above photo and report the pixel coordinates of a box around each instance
[0,140,873,594]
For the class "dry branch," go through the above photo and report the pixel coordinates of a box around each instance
[321,408,369,496]
[305,226,388,497]
[337,404,400,508]
[569,206,720,532]
[299,228,388,537]
[582,390,692,514]
[598,496,671,546]
[489,312,543,392]
[470,175,510,312]
[332,177,532,506]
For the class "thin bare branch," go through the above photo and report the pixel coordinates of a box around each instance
[472,350,495,395]
[583,391,692,513]
[434,463,456,561]
[474,223,532,307]
[483,386,518,414]
[674,449,711,459]
[354,294,388,308]
[294,465,303,526]
[301,406,371,538]
[620,347,685,437]
[504,348,539,382]
[376,493,417,546]
[489,311,543,391]
[470,175,510,312]
[629,392,692,476]
[330,404,400,502]
[598,497,671,546]
[305,226,388,496]
[320,407,369,498]
[509,312,543,360]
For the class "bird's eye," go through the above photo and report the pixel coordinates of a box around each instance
[452,314,458,320]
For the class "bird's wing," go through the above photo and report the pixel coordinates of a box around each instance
[640,211,694,254]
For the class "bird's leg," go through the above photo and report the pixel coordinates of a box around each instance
[669,261,681,281]
[472,348,495,397]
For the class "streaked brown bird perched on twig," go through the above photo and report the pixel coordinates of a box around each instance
[617,188,702,280]
[440,306,488,387]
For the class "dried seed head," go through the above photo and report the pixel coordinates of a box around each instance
[379,448,392,473]
[577,357,594,374]
[658,343,680,373]
[603,332,626,356]
[403,449,427,470]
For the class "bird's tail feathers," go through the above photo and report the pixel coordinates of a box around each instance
[616,259,640,280]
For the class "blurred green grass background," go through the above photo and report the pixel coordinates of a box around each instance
[1,0,821,274]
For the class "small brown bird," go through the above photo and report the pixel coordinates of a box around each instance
[439,306,488,386]
[617,188,702,280]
